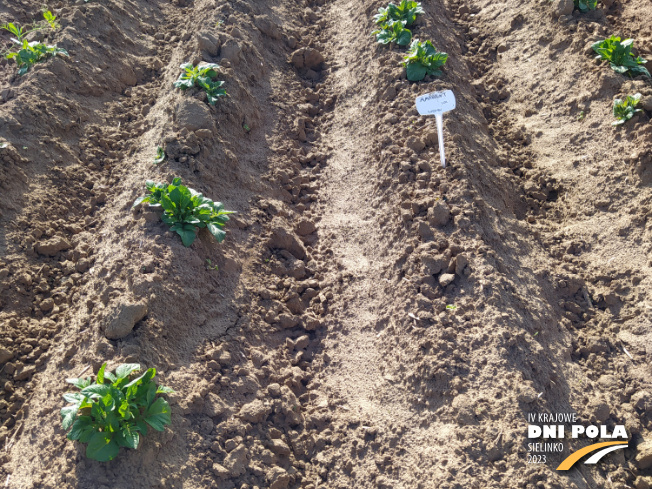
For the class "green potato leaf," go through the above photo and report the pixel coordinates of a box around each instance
[171,223,197,247]
[575,0,597,12]
[154,146,166,165]
[86,432,120,462]
[68,416,95,441]
[144,398,172,431]
[97,363,106,384]
[116,363,140,380]
[208,223,227,243]
[66,377,92,389]
[63,392,86,405]
[406,62,428,82]
[61,405,79,431]
[104,371,117,383]
[114,426,140,449]
[81,384,112,398]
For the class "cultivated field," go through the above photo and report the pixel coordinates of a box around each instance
[0,0,651,487]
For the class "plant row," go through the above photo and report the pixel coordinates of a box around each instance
[371,0,448,82]
[2,11,228,105]
[552,1,649,126]
[2,9,234,246]
[0,8,233,461]
[590,36,648,127]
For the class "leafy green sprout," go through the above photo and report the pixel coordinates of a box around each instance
[154,146,166,165]
[612,93,642,126]
[243,123,251,133]
[133,177,234,247]
[1,11,59,43]
[206,258,219,271]
[373,0,424,28]
[372,20,412,47]
[1,12,67,76]
[61,363,173,462]
[574,0,597,12]
[577,111,586,121]
[42,11,60,30]
[402,39,448,82]
[446,305,457,311]
[592,36,650,78]
[173,63,227,106]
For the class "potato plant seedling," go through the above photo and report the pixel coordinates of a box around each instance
[402,39,448,81]
[592,36,650,78]
[612,93,642,126]
[154,146,166,165]
[174,62,227,105]
[373,20,412,46]
[133,177,234,247]
[372,1,423,47]
[1,11,68,76]
[374,0,424,28]
[574,0,597,12]
[61,363,173,462]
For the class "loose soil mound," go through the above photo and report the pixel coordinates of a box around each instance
[0,0,650,488]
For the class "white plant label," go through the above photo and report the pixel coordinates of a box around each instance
[415,90,456,168]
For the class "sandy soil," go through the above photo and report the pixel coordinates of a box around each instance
[0,0,651,487]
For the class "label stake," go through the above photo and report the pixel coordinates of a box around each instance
[415,90,456,168]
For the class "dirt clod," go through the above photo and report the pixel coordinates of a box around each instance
[439,273,455,287]
[0,348,13,364]
[175,98,214,132]
[552,0,574,16]
[296,219,317,236]
[428,201,451,226]
[268,227,307,260]
[238,399,270,423]
[197,33,219,56]
[290,47,324,70]
[103,301,149,340]
[636,441,652,470]
[34,237,71,256]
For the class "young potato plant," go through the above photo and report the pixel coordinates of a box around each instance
[1,11,67,76]
[574,0,597,12]
[154,146,166,165]
[43,11,60,30]
[61,363,173,462]
[133,177,234,247]
[612,93,642,126]
[374,0,424,28]
[4,41,68,76]
[592,36,649,78]
[373,20,412,47]
[402,39,448,82]
[174,62,226,105]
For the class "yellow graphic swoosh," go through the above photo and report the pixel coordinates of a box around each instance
[557,441,627,470]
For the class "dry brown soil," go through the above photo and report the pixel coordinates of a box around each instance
[1,0,651,487]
